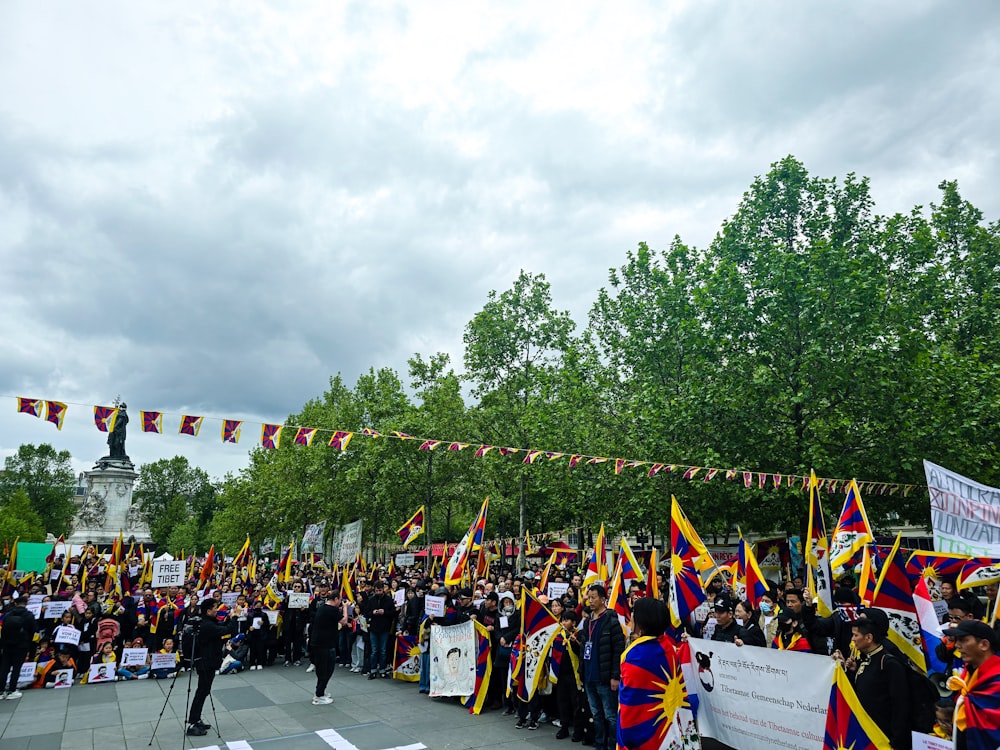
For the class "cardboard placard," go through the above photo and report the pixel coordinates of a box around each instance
[221,592,239,608]
[151,652,179,671]
[43,601,71,620]
[54,625,82,646]
[424,595,446,618]
[152,560,186,588]
[18,662,37,685]
[264,609,279,625]
[89,663,115,683]
[121,648,149,667]
[393,589,406,607]
[547,582,569,600]
[26,602,42,619]
[287,592,311,609]
[395,553,415,567]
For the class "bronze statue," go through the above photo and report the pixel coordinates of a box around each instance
[108,403,129,461]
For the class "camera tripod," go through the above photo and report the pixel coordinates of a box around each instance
[149,621,221,750]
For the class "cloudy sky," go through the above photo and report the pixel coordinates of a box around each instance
[1,1,998,482]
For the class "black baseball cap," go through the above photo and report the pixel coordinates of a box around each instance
[942,619,999,649]
[713,597,734,613]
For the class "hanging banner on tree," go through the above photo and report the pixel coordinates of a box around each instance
[687,638,834,750]
[925,459,1000,556]
[302,522,326,553]
[337,520,363,564]
[429,621,476,697]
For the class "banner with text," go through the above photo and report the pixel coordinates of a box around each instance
[429,621,476,697]
[337,520,364,564]
[302,521,327,553]
[925,459,1000,556]
[687,638,834,750]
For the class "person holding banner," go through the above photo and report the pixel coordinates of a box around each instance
[0,597,36,700]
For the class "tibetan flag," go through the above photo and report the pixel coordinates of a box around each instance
[361,427,380,438]
[523,450,542,464]
[672,499,721,584]
[682,466,701,480]
[445,498,489,586]
[231,536,252,585]
[93,406,118,433]
[829,479,873,571]
[392,431,414,440]
[669,496,708,628]
[905,550,968,584]
[614,458,627,475]
[949,653,1000,748]
[197,545,215,590]
[913,577,948,676]
[276,542,294,582]
[537,552,556,593]
[956,557,1000,590]
[569,454,583,468]
[806,470,834,617]
[222,420,242,443]
[546,452,565,461]
[44,400,67,430]
[648,548,660,600]
[518,587,560,701]
[339,566,355,603]
[179,415,203,436]
[618,634,696,750]
[474,445,493,457]
[17,397,41,417]
[329,431,353,450]
[140,410,163,433]
[823,666,891,750]
[461,620,493,714]
[523,530,536,557]
[419,440,441,451]
[260,423,282,450]
[396,506,425,548]
[618,537,645,584]
[858,546,877,606]
[448,442,469,451]
[392,634,422,682]
[582,523,608,590]
[872,534,926,672]
[737,533,769,608]
[293,427,317,446]
[607,555,631,632]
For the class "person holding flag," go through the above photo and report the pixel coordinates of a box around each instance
[581,584,625,750]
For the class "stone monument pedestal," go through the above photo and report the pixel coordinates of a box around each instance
[68,457,150,545]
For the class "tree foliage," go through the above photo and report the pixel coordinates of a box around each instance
[134,456,218,550]
[0,443,76,535]
[0,489,47,544]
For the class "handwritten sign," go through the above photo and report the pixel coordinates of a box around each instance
[547,582,569,600]
[925,459,1000,555]
[395,553,415,567]
[18,662,37,685]
[43,601,71,620]
[393,589,406,607]
[152,560,187,588]
[221,592,239,608]
[264,610,279,625]
[26,602,42,618]
[121,648,149,667]
[424,595,446,618]
[54,626,81,646]
[151,653,179,671]
[288,592,311,609]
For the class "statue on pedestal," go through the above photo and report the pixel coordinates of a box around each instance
[108,403,129,462]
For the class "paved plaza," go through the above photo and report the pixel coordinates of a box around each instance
[0,666,579,750]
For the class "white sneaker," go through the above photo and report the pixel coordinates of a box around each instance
[6,691,22,700]
[306,664,315,673]
[312,695,333,705]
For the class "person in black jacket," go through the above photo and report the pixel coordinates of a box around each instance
[363,580,395,679]
[733,601,767,647]
[0,598,37,699]
[309,589,347,705]
[710,597,741,643]
[282,580,309,666]
[186,599,237,737]
[581,585,626,750]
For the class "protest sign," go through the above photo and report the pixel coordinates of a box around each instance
[429,621,476,697]
[152,560,187,588]
[687,637,834,750]
[68,564,79,575]
[912,734,951,750]
[28,594,44,604]
[287,592,311,609]
[925,459,1000,555]
[54,626,81,646]
[26,602,42,618]
[18,662,37,687]
[151,653,179,671]
[52,669,74,688]
[121,648,149,667]
[393,589,406,607]
[43,601,71,620]
[221,592,239,608]
[89,664,115,683]
[547,582,569,600]
[395,553,415,567]
[337,520,363,564]
[264,610,279,625]
[302,521,326,553]
[424,595,446,618]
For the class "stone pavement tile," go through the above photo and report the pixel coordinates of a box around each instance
[265,718,309,736]
[66,688,118,708]
[0,737,30,750]
[59,711,114,731]
[1,721,49,740]
[214,687,275,711]
[419,727,477,749]
[22,735,61,750]
[229,705,290,724]
[89,727,124,747]
[283,709,354,731]
[58,729,94,750]
[254,683,314,705]
[339,723,413,749]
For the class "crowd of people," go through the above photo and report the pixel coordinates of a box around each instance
[2,546,1000,749]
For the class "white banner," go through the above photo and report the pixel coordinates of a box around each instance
[395,553,415,567]
[302,521,327,553]
[152,560,187,588]
[687,638,834,750]
[429,621,476,697]
[337,520,363,564]
[925,459,1000,556]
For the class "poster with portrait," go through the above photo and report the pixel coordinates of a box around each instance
[429,621,476,697]
[89,664,115,684]
[52,669,74,688]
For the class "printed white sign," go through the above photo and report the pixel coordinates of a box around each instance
[221,593,239,608]
[912,733,952,750]
[151,653,179,671]
[89,664,115,683]
[264,609,279,625]
[18,662,37,686]
[52,669,74,688]
[424,595,446,618]
[26,602,42,618]
[54,625,81,646]
[121,648,149,667]
[395,553,415,567]
[152,560,187,588]
[43,601,71,620]
[287,592,311,609]
[429,621,476,697]
[393,589,406,607]
[687,637,834,750]
[547,582,569,600]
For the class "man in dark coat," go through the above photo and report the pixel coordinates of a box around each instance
[186,599,237,737]
[309,589,346,705]
[582,585,626,750]
[844,610,910,749]
[363,580,396,678]
[0,597,37,699]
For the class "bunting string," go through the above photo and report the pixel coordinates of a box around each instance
[7,395,924,497]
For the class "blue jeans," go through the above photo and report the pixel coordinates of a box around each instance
[584,682,618,750]
[370,631,389,672]
[419,648,430,692]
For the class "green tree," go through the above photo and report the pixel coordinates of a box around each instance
[133,457,217,548]
[464,270,575,558]
[0,443,76,535]
[0,489,47,544]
